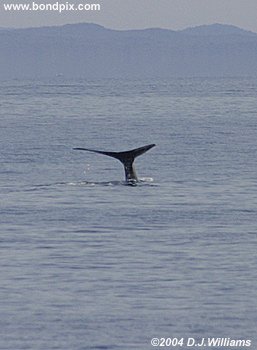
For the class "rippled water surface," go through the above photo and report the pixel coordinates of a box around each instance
[1,78,257,349]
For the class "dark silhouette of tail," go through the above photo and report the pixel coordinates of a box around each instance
[73,144,156,182]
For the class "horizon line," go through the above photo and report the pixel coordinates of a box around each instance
[1,21,257,34]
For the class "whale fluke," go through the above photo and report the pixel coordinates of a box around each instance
[73,144,156,182]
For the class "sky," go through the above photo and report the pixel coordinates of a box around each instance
[1,0,257,33]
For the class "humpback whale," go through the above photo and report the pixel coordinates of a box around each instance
[73,144,156,183]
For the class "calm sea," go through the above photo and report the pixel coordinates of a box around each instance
[1,78,257,349]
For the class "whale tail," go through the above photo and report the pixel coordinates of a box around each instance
[73,144,156,182]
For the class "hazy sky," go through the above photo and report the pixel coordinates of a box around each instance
[1,0,257,32]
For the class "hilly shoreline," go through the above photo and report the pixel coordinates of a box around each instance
[1,23,257,79]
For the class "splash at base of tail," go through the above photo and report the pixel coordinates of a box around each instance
[73,144,156,183]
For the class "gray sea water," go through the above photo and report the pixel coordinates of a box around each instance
[1,77,257,350]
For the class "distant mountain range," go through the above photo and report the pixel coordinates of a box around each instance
[1,23,257,79]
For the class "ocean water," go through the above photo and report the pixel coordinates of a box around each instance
[1,77,257,350]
